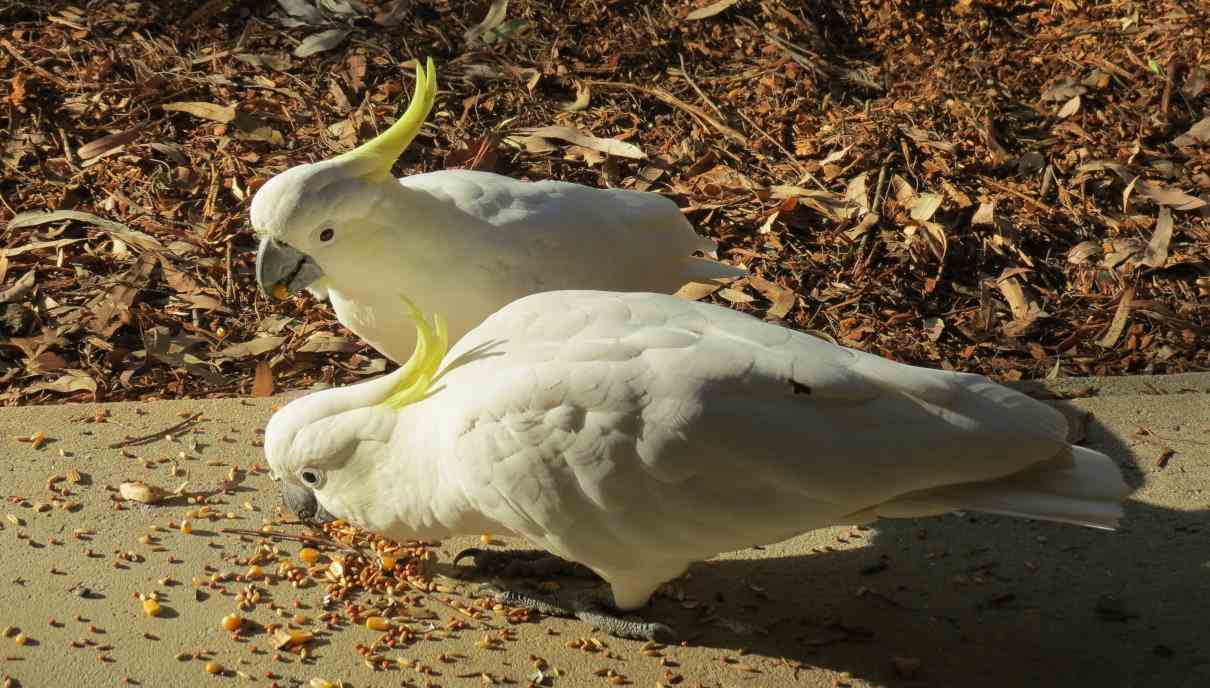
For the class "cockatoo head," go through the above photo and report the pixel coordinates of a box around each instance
[264,296,448,524]
[252,58,437,301]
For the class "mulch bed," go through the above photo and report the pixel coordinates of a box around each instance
[1,0,1207,404]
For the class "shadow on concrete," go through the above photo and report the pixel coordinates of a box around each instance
[648,407,1209,687]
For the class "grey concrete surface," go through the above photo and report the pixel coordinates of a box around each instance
[0,376,1207,688]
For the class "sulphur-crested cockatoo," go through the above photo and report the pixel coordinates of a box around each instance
[252,59,743,363]
[265,291,1130,640]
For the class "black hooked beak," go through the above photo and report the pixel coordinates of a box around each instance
[280,482,336,524]
[256,237,324,299]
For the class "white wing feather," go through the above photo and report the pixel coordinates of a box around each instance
[419,292,1127,586]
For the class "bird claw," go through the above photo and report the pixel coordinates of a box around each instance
[458,549,675,641]
[485,586,675,642]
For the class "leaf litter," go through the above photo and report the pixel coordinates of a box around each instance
[0,0,1208,404]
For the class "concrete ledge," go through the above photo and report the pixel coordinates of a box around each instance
[1007,371,1210,399]
[0,383,1207,687]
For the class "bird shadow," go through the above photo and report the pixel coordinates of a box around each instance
[642,404,1209,687]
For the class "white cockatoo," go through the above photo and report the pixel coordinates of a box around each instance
[251,59,743,363]
[264,291,1131,639]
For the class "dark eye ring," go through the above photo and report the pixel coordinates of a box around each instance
[319,228,335,242]
[299,468,324,487]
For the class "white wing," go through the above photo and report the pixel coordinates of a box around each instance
[422,292,1126,586]
[401,169,743,291]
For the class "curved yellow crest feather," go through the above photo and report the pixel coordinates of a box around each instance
[381,294,448,411]
[335,57,437,179]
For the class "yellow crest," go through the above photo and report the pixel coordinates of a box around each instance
[381,294,449,410]
[335,57,438,179]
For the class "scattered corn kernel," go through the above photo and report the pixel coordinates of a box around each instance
[14,633,28,645]
[298,547,319,564]
[380,556,396,571]
[205,661,222,674]
[365,616,390,632]
[180,520,193,535]
[143,599,161,617]
[221,614,242,632]
[246,565,264,580]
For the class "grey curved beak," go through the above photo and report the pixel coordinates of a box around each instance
[256,237,324,299]
[281,481,336,524]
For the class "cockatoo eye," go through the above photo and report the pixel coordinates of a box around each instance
[319,228,335,242]
[298,468,325,488]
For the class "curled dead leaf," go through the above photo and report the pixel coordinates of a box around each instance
[1067,240,1102,265]
[1097,285,1134,348]
[1139,207,1173,269]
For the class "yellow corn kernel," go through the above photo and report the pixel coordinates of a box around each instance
[142,599,161,617]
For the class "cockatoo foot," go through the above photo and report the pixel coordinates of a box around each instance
[486,585,674,642]
[453,547,600,579]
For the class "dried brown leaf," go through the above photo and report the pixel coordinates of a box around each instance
[296,333,360,353]
[374,0,411,26]
[77,126,144,160]
[252,361,274,398]
[215,336,287,359]
[465,0,508,44]
[0,270,36,304]
[718,287,754,304]
[922,317,945,341]
[294,29,352,58]
[1056,94,1081,118]
[1041,80,1086,101]
[909,193,943,222]
[143,326,224,385]
[25,370,96,396]
[514,126,645,160]
[1067,240,1102,265]
[1171,117,1210,148]
[87,252,155,337]
[1134,180,1206,211]
[1097,285,1134,348]
[560,81,591,112]
[685,0,738,20]
[1139,207,1173,269]
[163,101,236,123]
[232,113,284,145]
[997,277,1036,322]
[675,281,726,301]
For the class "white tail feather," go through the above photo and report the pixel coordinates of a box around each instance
[875,445,1131,530]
